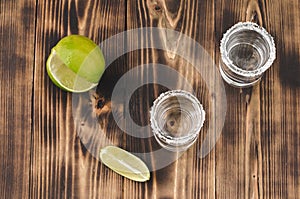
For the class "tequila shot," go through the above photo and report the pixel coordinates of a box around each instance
[150,90,205,152]
[220,22,276,87]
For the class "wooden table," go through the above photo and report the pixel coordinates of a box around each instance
[1,0,299,198]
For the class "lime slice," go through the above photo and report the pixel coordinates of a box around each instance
[46,35,105,93]
[100,146,150,182]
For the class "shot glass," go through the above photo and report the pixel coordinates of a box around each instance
[150,90,205,152]
[219,22,276,88]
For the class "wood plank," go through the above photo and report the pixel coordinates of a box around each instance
[30,0,126,198]
[214,1,248,198]
[215,0,300,198]
[0,0,36,198]
[124,0,217,198]
[261,0,300,198]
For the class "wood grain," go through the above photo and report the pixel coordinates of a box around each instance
[0,0,36,198]
[122,1,216,198]
[30,0,126,198]
[215,0,300,199]
[0,0,300,198]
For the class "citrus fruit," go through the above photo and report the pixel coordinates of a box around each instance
[100,146,150,182]
[46,35,105,92]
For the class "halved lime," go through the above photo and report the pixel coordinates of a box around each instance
[100,146,150,182]
[46,35,105,93]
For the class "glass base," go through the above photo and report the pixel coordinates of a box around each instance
[219,64,261,88]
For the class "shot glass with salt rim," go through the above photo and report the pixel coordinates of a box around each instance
[150,90,205,152]
[219,22,276,88]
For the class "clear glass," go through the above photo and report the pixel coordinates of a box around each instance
[220,22,276,88]
[150,90,205,152]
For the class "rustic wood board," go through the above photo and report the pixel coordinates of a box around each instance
[0,0,299,198]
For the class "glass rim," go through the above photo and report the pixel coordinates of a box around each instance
[149,90,205,145]
[220,22,276,77]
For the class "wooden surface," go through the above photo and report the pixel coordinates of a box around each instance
[1,0,300,198]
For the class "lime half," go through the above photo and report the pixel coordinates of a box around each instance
[100,146,150,182]
[46,35,105,93]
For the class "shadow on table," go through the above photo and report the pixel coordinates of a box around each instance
[279,49,300,87]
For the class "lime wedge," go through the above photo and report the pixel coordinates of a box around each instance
[46,35,105,93]
[100,146,150,182]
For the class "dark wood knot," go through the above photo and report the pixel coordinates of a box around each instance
[97,98,105,109]
[154,4,161,11]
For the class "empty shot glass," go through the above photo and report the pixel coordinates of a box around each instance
[219,22,276,88]
[150,90,205,152]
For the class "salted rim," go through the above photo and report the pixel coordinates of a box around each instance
[220,22,276,78]
[149,90,206,145]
